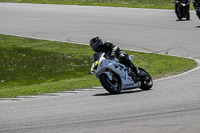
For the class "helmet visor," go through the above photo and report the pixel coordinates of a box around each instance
[90,42,98,51]
[90,42,96,47]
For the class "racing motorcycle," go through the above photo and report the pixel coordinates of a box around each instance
[195,8,200,19]
[194,2,200,19]
[174,0,190,20]
[91,52,153,94]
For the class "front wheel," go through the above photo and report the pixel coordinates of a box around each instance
[177,14,183,20]
[99,74,121,94]
[176,5,183,20]
[185,7,190,20]
[139,68,153,91]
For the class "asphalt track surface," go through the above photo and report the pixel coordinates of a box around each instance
[0,3,200,133]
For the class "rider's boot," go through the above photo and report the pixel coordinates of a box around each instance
[127,63,140,83]
[128,70,137,83]
[132,67,140,83]
[134,67,147,78]
[135,67,140,76]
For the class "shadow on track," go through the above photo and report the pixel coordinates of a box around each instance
[93,89,142,96]
[176,19,191,21]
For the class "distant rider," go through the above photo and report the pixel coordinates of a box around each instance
[193,0,200,19]
[174,0,190,14]
[89,36,141,81]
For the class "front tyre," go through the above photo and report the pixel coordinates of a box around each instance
[177,14,183,20]
[139,68,153,91]
[177,5,183,20]
[99,74,121,94]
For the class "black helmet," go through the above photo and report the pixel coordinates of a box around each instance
[89,36,103,52]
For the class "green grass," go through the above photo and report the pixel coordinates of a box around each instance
[0,34,197,98]
[0,0,177,9]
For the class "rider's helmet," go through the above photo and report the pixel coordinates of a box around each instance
[89,36,103,52]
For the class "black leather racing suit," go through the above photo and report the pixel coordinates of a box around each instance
[97,41,137,72]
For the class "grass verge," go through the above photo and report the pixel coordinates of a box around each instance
[0,0,177,9]
[0,34,197,98]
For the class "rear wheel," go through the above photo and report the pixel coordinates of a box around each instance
[99,74,121,94]
[139,68,153,91]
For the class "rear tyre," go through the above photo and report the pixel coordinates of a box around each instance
[139,68,153,91]
[99,74,121,94]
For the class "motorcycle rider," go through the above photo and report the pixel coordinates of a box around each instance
[174,0,190,15]
[89,36,141,81]
[193,0,200,19]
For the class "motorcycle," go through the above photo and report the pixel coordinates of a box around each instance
[91,52,153,94]
[174,0,190,20]
[194,2,200,19]
[196,8,200,19]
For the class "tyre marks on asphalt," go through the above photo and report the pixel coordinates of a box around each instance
[0,88,99,102]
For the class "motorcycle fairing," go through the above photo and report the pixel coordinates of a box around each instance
[91,53,141,90]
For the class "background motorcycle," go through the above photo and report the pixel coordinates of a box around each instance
[91,53,153,94]
[196,8,200,19]
[193,0,200,19]
[174,0,190,20]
